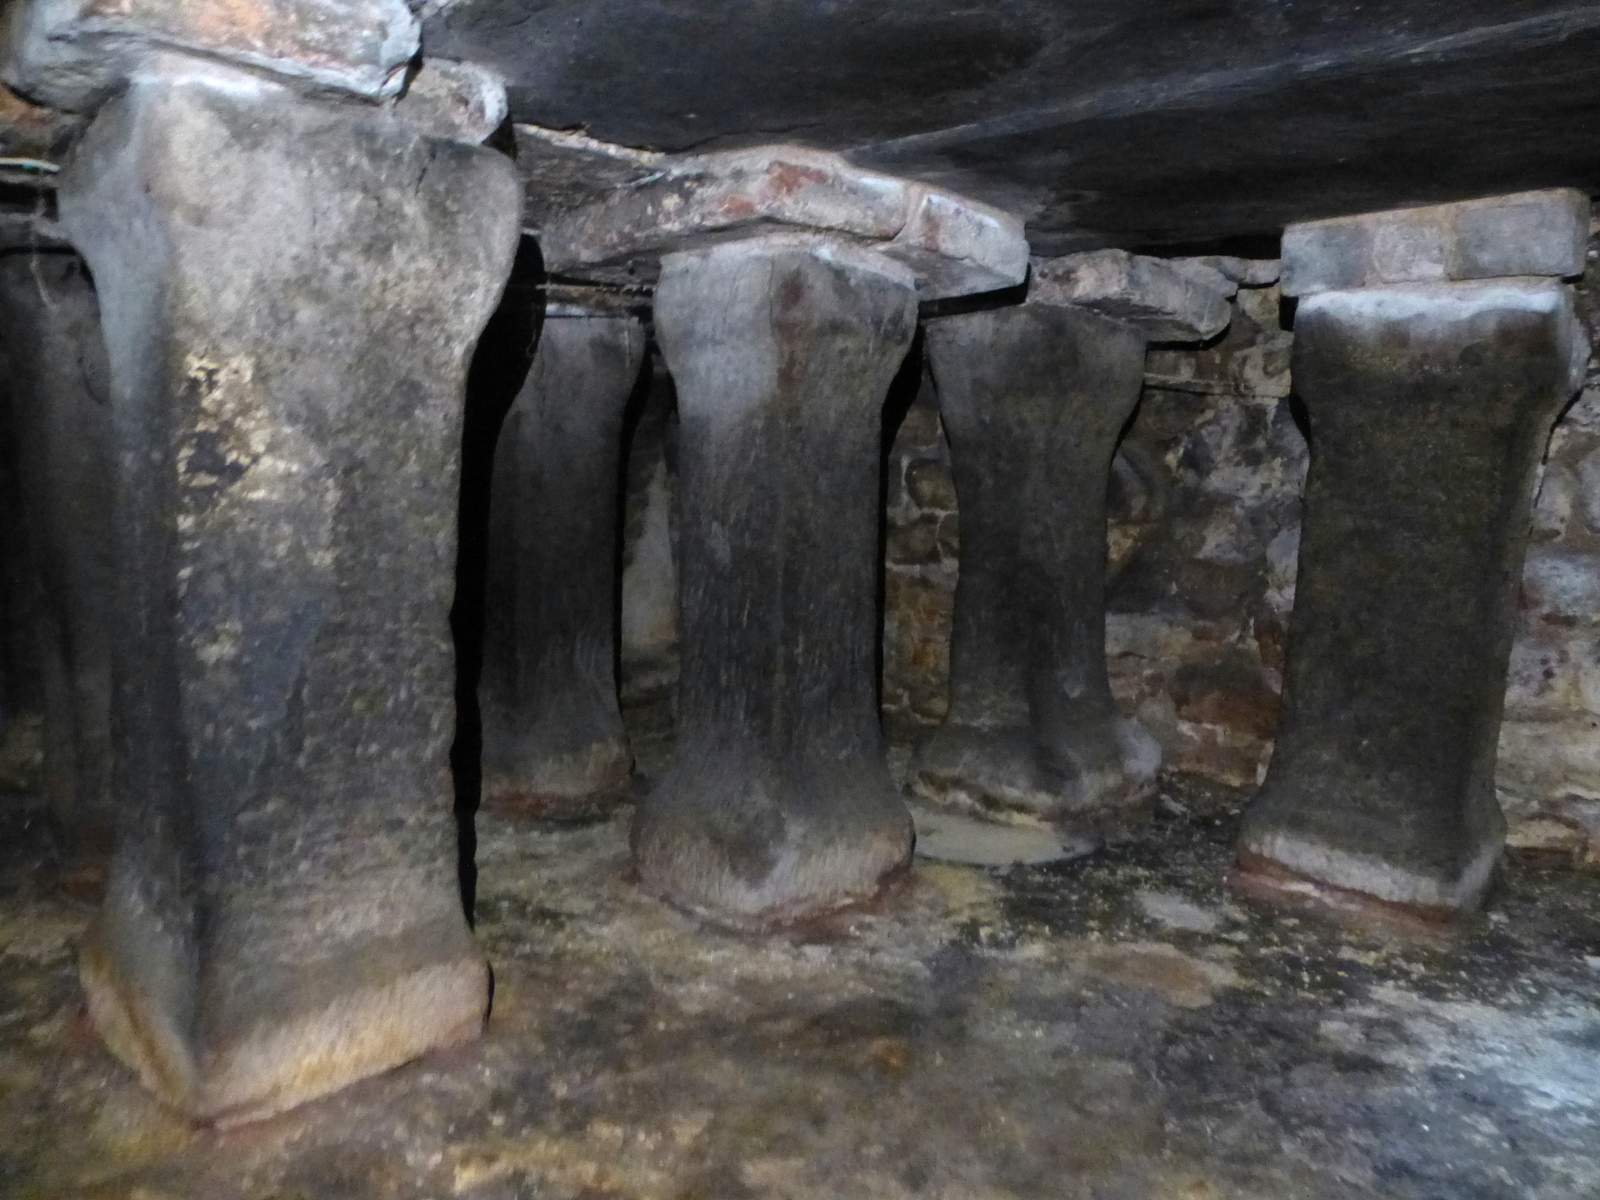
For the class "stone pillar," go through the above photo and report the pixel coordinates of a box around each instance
[0,244,115,873]
[1236,189,1592,922]
[916,251,1234,847]
[58,60,520,1122]
[639,235,919,926]
[480,297,646,819]
[537,145,1029,927]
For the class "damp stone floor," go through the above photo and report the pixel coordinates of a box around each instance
[3,771,1600,1200]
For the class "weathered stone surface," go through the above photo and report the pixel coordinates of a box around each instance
[1280,189,1590,298]
[1031,250,1234,342]
[636,234,916,928]
[0,80,81,166]
[1189,256,1281,288]
[11,782,1600,1199]
[59,59,519,1122]
[540,144,1028,300]
[0,250,114,870]
[1236,278,1589,920]
[915,303,1161,844]
[481,310,645,820]
[3,0,418,110]
[391,58,507,145]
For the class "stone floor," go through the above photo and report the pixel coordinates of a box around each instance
[3,770,1600,1200]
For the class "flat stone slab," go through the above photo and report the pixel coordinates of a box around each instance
[538,143,1028,301]
[1030,249,1234,342]
[4,0,418,110]
[908,803,1090,866]
[1281,188,1591,297]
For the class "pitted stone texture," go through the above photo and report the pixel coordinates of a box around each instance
[915,304,1161,844]
[1031,250,1233,341]
[1237,279,1589,920]
[3,0,418,110]
[481,311,645,820]
[59,62,519,1122]
[636,234,916,929]
[1280,189,1590,298]
[0,251,114,870]
[539,144,1027,300]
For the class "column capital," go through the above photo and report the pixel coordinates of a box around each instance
[539,142,1028,302]
[1029,249,1237,343]
[1281,188,1591,298]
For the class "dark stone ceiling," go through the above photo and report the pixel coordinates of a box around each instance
[423,0,1600,254]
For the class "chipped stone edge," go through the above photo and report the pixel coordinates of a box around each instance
[540,143,1027,301]
[1029,249,1235,342]
[1281,187,1591,298]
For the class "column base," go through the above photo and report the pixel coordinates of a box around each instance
[81,921,488,1127]
[909,716,1160,845]
[481,737,634,821]
[1230,828,1501,931]
[632,755,914,931]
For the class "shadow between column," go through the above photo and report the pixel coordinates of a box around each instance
[451,234,546,924]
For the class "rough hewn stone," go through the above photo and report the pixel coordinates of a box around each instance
[635,234,916,928]
[539,144,1027,300]
[1236,278,1589,920]
[618,358,680,711]
[0,249,114,871]
[480,309,645,820]
[58,59,519,1122]
[1031,251,1233,342]
[915,303,1162,845]
[1280,188,1590,298]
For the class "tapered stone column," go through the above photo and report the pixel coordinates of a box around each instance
[480,298,646,819]
[1235,189,1592,922]
[542,146,1029,926]
[0,244,115,871]
[56,59,520,1122]
[640,236,918,925]
[916,252,1234,846]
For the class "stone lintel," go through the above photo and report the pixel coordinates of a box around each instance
[538,143,1028,301]
[3,0,419,110]
[1029,249,1234,343]
[1280,188,1591,298]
